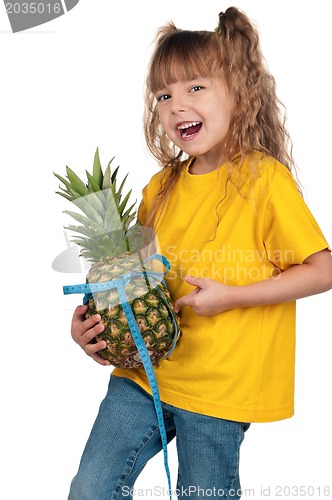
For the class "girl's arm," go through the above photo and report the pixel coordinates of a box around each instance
[174,249,332,316]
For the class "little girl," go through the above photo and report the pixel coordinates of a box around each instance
[68,7,332,500]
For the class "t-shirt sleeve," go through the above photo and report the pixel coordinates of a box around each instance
[137,198,147,224]
[263,178,330,270]
[136,170,164,225]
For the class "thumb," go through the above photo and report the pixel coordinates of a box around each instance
[173,275,205,313]
[72,304,88,322]
[174,290,197,313]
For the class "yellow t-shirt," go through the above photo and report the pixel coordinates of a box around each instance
[113,153,329,422]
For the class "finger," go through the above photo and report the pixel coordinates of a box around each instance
[76,321,105,348]
[174,289,199,312]
[84,338,106,355]
[82,321,105,345]
[84,337,111,366]
[86,341,111,366]
[185,275,207,288]
[174,302,180,313]
[85,339,110,363]
[90,353,111,366]
[82,314,103,334]
[71,313,101,342]
[72,304,88,322]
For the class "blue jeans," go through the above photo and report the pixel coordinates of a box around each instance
[68,376,250,499]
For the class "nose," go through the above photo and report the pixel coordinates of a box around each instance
[170,94,187,114]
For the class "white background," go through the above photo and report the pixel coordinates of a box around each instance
[0,1,331,499]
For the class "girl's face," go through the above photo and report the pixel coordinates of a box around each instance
[155,76,234,169]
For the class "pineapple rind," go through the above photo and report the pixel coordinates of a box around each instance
[85,253,180,369]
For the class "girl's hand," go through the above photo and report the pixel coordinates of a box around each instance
[71,305,111,366]
[174,275,233,316]
[174,249,332,316]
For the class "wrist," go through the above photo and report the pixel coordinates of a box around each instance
[225,282,255,309]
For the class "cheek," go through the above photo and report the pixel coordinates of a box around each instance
[219,101,234,131]
[213,105,231,129]
[159,117,177,141]
[156,110,162,127]
[226,94,235,123]
[157,112,169,134]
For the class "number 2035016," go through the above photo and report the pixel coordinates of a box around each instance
[275,485,331,496]
[5,3,62,14]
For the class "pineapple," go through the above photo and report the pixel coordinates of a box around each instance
[54,148,180,369]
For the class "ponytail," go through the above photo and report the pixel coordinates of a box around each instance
[215,8,294,171]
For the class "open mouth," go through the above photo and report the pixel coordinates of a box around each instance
[177,121,202,139]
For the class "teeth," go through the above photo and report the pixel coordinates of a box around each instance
[177,121,201,130]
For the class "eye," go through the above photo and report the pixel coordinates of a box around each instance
[190,85,204,93]
[156,94,171,102]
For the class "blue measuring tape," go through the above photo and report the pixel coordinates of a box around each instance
[63,254,177,498]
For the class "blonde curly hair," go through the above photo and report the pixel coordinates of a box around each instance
[143,7,297,227]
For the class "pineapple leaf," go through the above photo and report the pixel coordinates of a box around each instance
[111,165,120,195]
[58,185,82,200]
[64,225,102,238]
[63,210,105,232]
[55,181,79,199]
[102,158,115,190]
[80,249,102,262]
[121,215,136,233]
[111,164,120,183]
[104,207,119,233]
[104,189,123,232]
[66,167,88,197]
[96,245,112,258]
[54,172,76,198]
[70,238,100,250]
[118,190,132,217]
[122,202,137,221]
[58,186,72,195]
[86,171,102,193]
[71,196,104,224]
[116,172,130,205]
[56,190,73,201]
[55,148,146,261]
[93,148,103,188]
